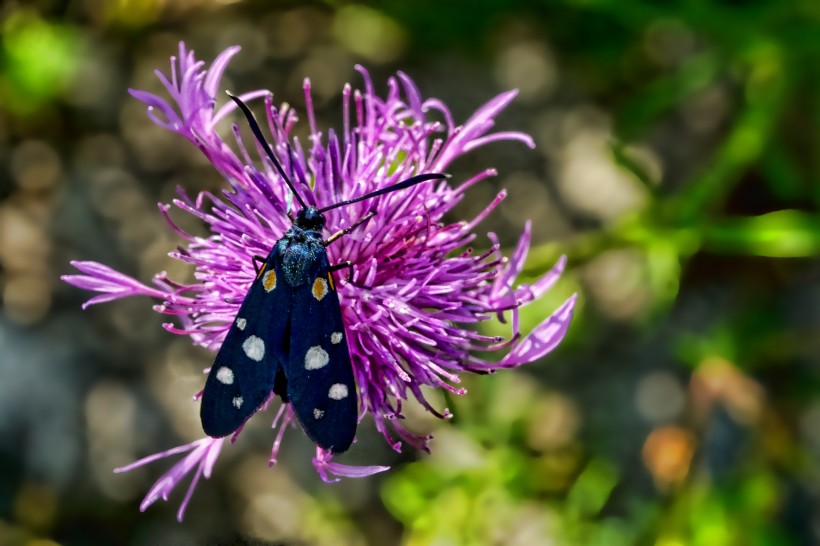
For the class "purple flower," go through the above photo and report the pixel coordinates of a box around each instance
[63,42,576,519]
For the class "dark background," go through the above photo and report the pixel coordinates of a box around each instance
[0,0,819,544]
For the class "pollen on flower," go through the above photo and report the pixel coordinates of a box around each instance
[61,41,575,520]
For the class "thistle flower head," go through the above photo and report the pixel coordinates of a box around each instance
[63,42,576,519]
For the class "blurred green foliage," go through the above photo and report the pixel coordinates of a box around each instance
[0,0,818,545]
[0,9,84,114]
[379,1,820,546]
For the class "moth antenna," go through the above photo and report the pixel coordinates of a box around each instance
[227,91,307,209]
[318,172,451,213]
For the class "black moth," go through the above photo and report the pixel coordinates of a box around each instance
[199,92,448,453]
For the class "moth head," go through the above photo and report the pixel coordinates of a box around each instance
[294,207,326,231]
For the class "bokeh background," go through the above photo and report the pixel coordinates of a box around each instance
[1,0,819,544]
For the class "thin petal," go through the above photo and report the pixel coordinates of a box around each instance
[128,89,182,130]
[500,294,577,366]
[463,131,535,152]
[204,45,241,96]
[312,447,390,482]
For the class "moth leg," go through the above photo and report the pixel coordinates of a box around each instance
[329,261,354,283]
[323,211,376,247]
[252,254,266,275]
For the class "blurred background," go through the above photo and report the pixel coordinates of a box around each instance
[1,0,819,544]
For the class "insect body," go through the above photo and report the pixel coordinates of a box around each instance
[201,206,357,452]
[199,93,448,454]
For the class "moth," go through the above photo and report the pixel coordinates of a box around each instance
[199,93,448,454]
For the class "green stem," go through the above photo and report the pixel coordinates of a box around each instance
[702,210,820,257]
[674,44,789,223]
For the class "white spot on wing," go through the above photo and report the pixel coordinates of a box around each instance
[331,331,343,344]
[232,396,243,409]
[216,366,234,385]
[328,383,348,400]
[236,317,247,330]
[242,335,265,361]
[305,345,329,370]
[313,408,325,419]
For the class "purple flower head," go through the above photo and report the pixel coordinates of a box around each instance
[63,42,576,519]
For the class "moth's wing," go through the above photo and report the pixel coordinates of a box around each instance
[200,256,291,437]
[286,251,357,453]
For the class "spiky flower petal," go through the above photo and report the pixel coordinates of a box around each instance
[63,42,576,519]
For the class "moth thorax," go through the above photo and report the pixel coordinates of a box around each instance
[295,207,326,231]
